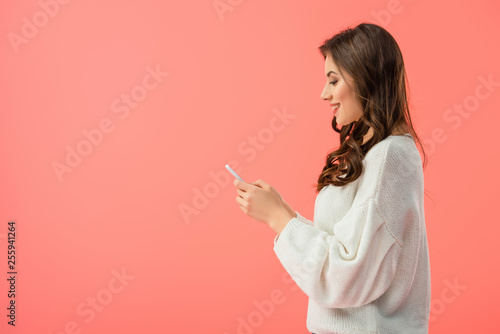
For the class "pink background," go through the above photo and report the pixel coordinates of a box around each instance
[1,0,499,333]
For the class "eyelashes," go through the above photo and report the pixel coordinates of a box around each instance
[329,80,338,86]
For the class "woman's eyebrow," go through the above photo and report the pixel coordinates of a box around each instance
[326,70,337,77]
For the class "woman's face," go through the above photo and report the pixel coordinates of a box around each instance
[320,54,363,127]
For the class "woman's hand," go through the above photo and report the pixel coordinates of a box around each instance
[233,178,294,233]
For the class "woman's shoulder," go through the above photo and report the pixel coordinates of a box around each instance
[367,133,416,155]
[365,134,421,174]
[384,134,420,162]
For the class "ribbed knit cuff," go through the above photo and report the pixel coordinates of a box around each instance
[274,211,305,245]
[273,215,303,246]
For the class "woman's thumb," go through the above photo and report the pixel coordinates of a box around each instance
[251,179,264,187]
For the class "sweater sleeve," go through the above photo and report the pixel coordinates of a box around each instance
[272,142,420,309]
[274,211,313,244]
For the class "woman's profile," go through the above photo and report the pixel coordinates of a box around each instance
[233,22,431,334]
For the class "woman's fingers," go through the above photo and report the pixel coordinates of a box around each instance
[236,188,246,198]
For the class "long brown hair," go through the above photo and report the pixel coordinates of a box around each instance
[314,22,430,199]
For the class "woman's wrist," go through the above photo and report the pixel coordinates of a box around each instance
[270,207,295,235]
[282,200,297,218]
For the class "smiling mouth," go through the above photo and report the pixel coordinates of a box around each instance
[331,103,340,113]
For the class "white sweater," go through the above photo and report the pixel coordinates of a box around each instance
[273,134,431,334]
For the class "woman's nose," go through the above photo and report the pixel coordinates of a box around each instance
[321,85,331,100]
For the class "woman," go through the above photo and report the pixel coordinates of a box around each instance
[232,22,431,334]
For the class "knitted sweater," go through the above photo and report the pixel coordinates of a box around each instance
[273,133,431,334]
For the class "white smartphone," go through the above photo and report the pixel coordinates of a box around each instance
[225,164,245,182]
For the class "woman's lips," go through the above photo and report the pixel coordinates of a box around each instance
[331,103,340,114]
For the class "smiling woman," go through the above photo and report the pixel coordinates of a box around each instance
[231,21,431,334]
[270,22,432,334]
[317,22,428,190]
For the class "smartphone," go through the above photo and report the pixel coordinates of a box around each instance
[225,164,245,182]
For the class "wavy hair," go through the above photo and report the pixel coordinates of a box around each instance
[314,22,431,199]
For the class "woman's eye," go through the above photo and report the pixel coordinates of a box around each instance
[329,80,338,86]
